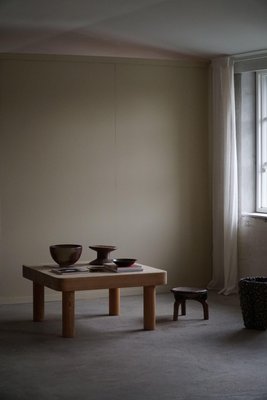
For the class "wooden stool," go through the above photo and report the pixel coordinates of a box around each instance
[171,287,209,321]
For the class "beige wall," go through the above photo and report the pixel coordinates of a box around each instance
[0,54,211,303]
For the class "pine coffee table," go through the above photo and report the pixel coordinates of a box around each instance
[22,263,167,338]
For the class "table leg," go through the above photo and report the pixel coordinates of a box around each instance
[33,283,44,322]
[62,291,75,338]
[143,286,156,330]
[109,288,120,315]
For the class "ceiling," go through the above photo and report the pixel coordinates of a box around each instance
[1,0,267,60]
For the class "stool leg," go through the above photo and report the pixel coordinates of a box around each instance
[200,299,209,320]
[173,301,178,321]
[181,300,186,316]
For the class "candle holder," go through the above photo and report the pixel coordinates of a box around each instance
[89,245,116,265]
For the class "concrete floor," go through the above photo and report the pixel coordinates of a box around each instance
[1,292,267,400]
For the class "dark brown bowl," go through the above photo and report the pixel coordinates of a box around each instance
[112,258,137,267]
[49,244,82,267]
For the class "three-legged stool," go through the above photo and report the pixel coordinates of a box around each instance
[171,287,209,321]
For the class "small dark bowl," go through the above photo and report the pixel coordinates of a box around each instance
[112,258,137,268]
[50,244,82,267]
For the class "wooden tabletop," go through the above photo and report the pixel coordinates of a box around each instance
[23,263,167,292]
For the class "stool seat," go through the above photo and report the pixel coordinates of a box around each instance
[171,287,209,321]
[172,287,207,294]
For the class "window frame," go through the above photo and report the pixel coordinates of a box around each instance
[256,70,267,213]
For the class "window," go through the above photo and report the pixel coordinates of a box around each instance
[256,71,267,212]
[235,61,267,216]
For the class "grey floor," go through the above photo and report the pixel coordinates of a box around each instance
[1,291,267,400]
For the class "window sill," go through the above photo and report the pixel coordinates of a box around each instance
[242,212,267,220]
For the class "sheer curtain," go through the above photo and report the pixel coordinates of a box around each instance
[208,57,238,295]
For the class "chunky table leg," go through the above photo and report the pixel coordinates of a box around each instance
[109,288,120,315]
[33,283,44,322]
[62,291,75,338]
[143,286,156,330]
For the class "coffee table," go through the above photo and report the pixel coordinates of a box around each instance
[22,263,167,337]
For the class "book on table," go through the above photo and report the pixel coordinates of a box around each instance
[103,263,143,273]
[50,266,89,274]
[50,264,144,274]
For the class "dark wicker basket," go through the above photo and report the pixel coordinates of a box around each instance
[239,277,267,330]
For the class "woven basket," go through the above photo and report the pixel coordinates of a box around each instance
[239,277,267,330]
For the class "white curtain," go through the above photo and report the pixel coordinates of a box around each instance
[208,57,238,295]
